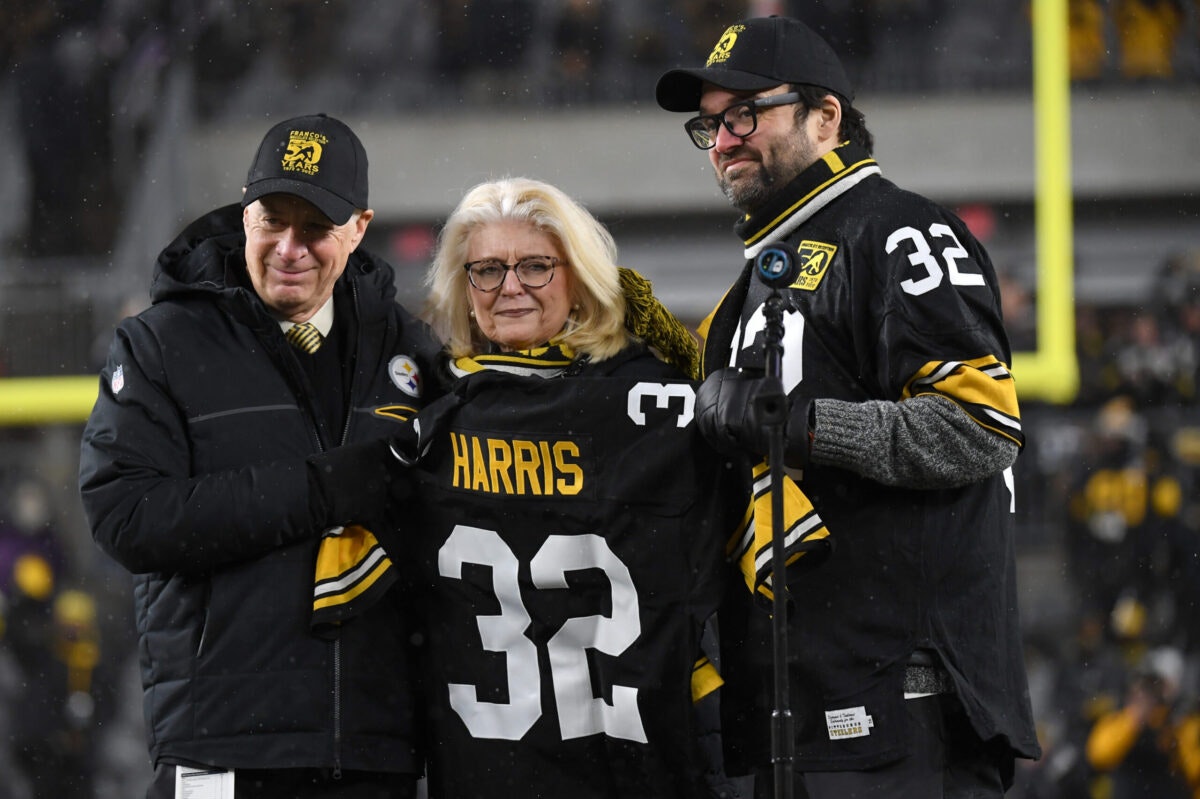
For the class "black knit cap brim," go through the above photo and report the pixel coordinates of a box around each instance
[656,15,853,112]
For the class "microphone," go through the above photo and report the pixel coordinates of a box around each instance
[755,242,800,289]
[749,247,797,799]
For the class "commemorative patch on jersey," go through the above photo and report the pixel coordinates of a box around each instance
[791,240,837,291]
[388,355,421,397]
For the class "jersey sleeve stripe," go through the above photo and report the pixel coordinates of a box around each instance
[727,461,833,605]
[312,525,398,630]
[904,356,1024,447]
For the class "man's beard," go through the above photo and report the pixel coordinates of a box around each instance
[717,162,779,214]
[716,126,817,215]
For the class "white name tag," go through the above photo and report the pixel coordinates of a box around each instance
[825,705,874,740]
[175,766,234,799]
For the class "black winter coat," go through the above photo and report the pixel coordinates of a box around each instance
[78,204,442,773]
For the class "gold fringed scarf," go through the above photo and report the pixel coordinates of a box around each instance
[727,461,832,608]
[619,267,700,379]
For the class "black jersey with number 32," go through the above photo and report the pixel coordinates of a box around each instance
[703,145,1038,771]
[406,372,740,799]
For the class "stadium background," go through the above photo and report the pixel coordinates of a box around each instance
[1,0,1199,796]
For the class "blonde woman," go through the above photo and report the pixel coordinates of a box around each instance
[424,176,696,378]
[409,177,739,797]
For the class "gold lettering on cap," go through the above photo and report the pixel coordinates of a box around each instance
[706,24,745,67]
[283,131,328,176]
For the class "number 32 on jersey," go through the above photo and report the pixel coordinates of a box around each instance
[439,527,648,744]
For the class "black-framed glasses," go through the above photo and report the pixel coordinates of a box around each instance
[683,92,803,150]
[463,256,561,292]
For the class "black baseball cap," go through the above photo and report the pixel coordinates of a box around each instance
[656,16,853,112]
[242,113,368,224]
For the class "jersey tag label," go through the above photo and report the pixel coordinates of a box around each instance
[175,765,234,797]
[791,240,837,291]
[825,705,874,740]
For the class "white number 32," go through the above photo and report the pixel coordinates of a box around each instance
[886,223,984,296]
[438,525,648,744]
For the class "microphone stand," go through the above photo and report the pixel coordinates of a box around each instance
[752,245,799,799]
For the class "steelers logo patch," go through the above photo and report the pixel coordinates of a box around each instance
[388,355,422,397]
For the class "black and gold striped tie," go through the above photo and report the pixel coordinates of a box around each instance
[285,322,323,354]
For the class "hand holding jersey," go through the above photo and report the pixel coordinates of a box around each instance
[696,366,813,470]
[306,438,409,530]
[308,366,491,534]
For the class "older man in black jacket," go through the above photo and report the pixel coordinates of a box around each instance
[79,114,441,798]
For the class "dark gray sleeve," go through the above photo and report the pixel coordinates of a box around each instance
[809,394,1018,489]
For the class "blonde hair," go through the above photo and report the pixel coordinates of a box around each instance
[425,177,628,360]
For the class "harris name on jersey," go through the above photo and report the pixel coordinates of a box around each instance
[446,431,586,497]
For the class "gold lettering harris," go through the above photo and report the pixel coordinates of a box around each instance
[450,433,584,496]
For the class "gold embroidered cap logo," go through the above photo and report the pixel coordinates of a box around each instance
[282,130,328,176]
[791,241,838,291]
[706,24,745,67]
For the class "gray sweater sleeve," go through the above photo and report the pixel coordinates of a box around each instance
[809,394,1018,489]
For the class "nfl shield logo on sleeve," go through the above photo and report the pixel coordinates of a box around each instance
[111,365,125,395]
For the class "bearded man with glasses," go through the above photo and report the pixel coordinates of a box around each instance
[656,14,1041,799]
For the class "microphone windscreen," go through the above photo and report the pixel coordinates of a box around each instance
[755,242,801,288]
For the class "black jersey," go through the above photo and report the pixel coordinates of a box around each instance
[702,143,1040,772]
[405,371,742,799]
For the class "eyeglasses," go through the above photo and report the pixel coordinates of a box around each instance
[683,92,803,150]
[463,256,561,292]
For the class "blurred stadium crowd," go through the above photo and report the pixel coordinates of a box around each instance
[2,0,1200,797]
[2,0,1198,260]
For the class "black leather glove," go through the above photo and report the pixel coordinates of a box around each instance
[307,438,407,530]
[387,388,469,465]
[695,367,813,469]
[308,381,477,530]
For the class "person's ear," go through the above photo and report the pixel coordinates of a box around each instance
[817,96,842,138]
[348,208,374,250]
